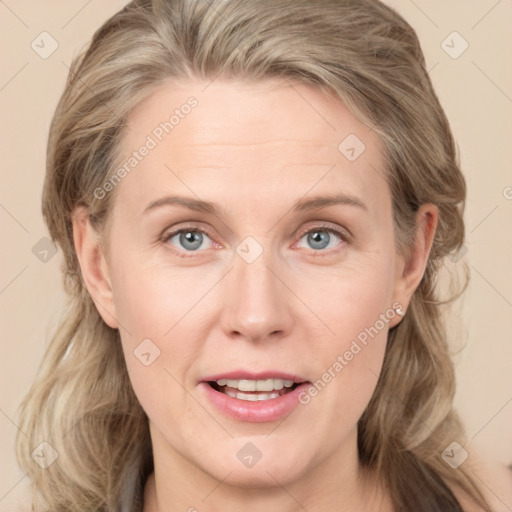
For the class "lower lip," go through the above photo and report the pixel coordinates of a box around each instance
[199,382,310,423]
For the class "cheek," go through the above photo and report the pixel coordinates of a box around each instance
[294,254,395,416]
[108,254,220,417]
[109,254,213,336]
[296,249,396,341]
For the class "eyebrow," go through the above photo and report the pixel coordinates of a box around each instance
[143,192,367,216]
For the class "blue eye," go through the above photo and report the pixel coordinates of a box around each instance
[298,228,343,251]
[167,229,213,252]
[163,225,346,257]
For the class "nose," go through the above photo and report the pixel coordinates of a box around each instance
[219,249,294,343]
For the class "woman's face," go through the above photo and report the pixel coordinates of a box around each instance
[87,78,422,487]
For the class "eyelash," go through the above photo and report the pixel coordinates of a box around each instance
[161,223,350,258]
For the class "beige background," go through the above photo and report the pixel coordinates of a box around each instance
[1,1,511,509]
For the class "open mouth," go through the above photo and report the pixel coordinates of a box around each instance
[201,375,311,422]
[208,378,301,401]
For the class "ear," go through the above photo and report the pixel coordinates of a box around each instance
[390,204,439,327]
[72,207,118,329]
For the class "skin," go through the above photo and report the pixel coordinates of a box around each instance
[73,78,439,511]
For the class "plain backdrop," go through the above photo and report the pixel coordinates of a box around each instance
[1,1,511,509]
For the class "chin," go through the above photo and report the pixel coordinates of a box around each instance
[220,462,308,489]
[196,439,314,488]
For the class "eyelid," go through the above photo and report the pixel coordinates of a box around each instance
[295,222,351,243]
[161,223,211,240]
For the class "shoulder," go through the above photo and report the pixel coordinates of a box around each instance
[450,455,512,512]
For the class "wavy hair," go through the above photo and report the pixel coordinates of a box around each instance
[16,0,491,510]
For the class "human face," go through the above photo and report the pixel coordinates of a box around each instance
[101,78,403,488]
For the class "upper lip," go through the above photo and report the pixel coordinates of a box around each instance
[201,370,309,384]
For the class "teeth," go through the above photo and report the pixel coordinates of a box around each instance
[223,388,281,401]
[216,378,296,392]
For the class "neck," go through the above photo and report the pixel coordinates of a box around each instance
[143,424,391,512]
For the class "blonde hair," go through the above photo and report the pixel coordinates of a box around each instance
[16,0,491,510]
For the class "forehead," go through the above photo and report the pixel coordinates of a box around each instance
[115,78,388,215]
